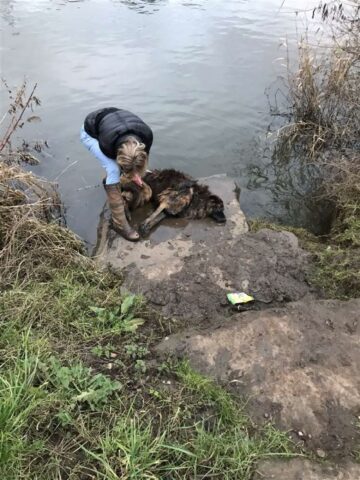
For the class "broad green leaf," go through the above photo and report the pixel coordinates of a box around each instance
[120,295,136,315]
[73,389,95,403]
[121,318,145,333]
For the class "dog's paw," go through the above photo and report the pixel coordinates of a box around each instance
[139,223,150,237]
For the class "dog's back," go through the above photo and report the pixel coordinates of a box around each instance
[121,169,193,209]
[144,169,195,203]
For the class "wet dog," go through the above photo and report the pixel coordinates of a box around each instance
[121,169,226,236]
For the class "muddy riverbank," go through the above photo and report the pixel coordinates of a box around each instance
[96,173,360,468]
[1,158,359,478]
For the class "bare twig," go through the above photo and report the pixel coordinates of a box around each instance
[0,83,38,152]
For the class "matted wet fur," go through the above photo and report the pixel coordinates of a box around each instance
[121,169,226,236]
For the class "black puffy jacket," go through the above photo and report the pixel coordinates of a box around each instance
[84,107,153,159]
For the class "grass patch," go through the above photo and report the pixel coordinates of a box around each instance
[311,244,360,299]
[0,338,44,478]
[0,318,298,479]
[176,360,243,426]
[0,264,149,343]
[0,256,298,478]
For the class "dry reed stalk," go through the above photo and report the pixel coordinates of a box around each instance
[0,160,86,288]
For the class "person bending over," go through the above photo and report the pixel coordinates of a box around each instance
[80,107,153,241]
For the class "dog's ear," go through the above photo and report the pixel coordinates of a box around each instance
[209,194,224,206]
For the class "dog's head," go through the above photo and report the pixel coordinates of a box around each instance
[116,137,148,187]
[207,194,226,223]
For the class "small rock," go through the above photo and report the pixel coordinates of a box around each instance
[110,353,117,358]
[316,449,326,458]
[106,363,113,370]
[325,319,334,330]
[297,431,304,437]
[264,413,269,419]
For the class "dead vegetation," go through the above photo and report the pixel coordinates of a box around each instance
[270,0,360,298]
[276,1,360,157]
[0,79,42,163]
[0,81,87,289]
[0,162,88,288]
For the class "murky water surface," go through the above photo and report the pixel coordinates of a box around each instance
[0,0,321,244]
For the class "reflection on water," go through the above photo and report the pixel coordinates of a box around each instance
[0,0,15,25]
[0,0,320,245]
[114,0,167,14]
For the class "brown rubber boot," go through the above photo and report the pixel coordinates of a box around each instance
[103,182,140,242]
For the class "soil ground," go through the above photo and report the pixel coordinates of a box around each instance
[253,459,360,480]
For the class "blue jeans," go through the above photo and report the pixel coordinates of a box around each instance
[80,126,121,185]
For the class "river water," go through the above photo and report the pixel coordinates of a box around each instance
[0,0,321,245]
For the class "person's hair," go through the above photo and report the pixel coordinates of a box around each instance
[116,136,148,177]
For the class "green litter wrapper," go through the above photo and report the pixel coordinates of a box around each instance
[227,292,254,305]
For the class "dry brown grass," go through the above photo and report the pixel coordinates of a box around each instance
[278,43,359,157]
[0,80,88,288]
[275,1,359,156]
[0,161,86,288]
[271,1,360,297]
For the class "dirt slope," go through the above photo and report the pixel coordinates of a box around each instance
[95,174,360,475]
